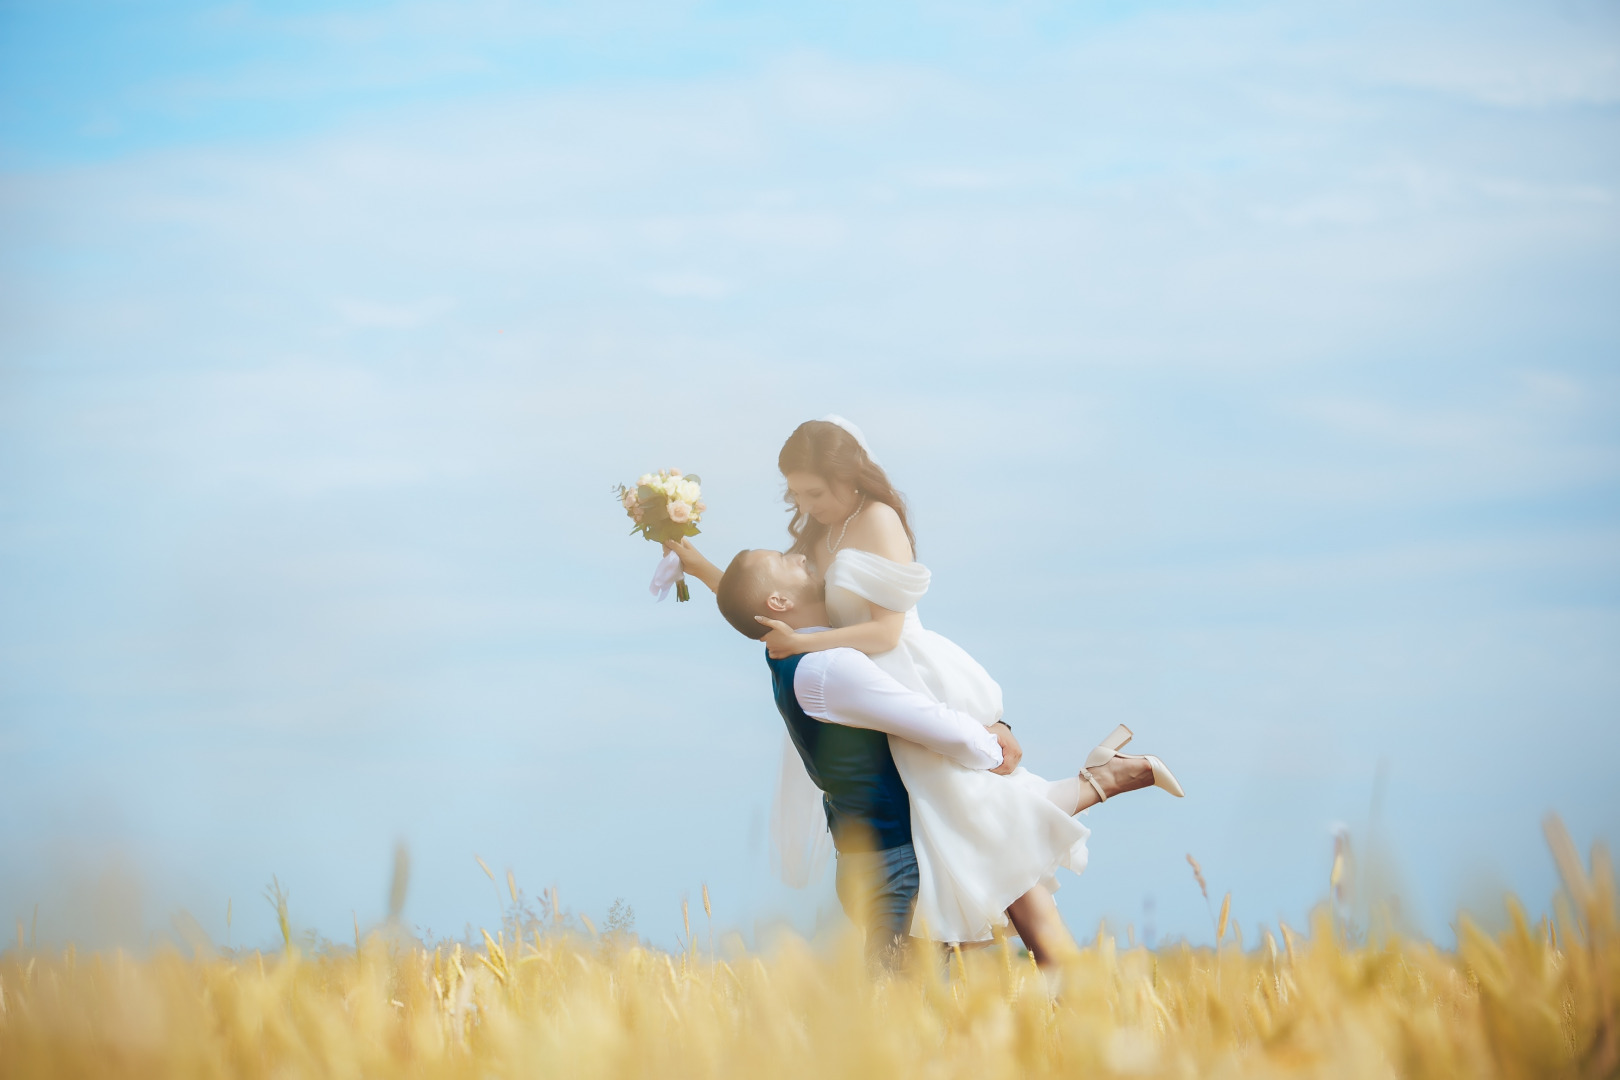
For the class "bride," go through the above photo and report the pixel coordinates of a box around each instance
[669,417,1183,957]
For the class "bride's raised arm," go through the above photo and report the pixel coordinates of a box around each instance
[662,538,724,594]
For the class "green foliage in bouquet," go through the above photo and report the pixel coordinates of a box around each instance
[620,479,702,544]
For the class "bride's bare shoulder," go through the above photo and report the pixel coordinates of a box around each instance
[847,499,913,562]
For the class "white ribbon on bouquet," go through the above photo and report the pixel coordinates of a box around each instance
[649,548,686,601]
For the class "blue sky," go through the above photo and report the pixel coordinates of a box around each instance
[2,0,1617,953]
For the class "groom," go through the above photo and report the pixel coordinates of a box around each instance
[715,547,1027,967]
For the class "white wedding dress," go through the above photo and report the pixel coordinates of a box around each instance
[775,547,1091,944]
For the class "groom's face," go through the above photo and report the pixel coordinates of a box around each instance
[755,549,824,606]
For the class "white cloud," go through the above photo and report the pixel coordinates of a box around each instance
[647,272,735,299]
[1369,17,1620,108]
[1290,396,1512,452]
[333,296,455,328]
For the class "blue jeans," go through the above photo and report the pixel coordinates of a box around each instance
[834,842,919,970]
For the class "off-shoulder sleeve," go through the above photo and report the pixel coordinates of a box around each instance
[825,550,931,612]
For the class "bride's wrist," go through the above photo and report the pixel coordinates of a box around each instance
[787,632,816,655]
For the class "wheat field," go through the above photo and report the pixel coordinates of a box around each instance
[2,817,1613,1080]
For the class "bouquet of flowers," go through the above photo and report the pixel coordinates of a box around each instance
[617,469,705,602]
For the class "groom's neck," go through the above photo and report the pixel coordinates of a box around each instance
[784,602,831,630]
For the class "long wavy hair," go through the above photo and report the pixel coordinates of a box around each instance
[779,420,915,557]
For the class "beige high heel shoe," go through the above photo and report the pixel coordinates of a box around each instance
[1079,724,1186,802]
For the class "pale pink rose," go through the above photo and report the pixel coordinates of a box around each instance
[621,488,639,511]
[694,501,707,514]
[632,505,645,522]
[669,469,682,477]
[666,499,693,524]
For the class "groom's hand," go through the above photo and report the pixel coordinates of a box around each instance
[989,722,1021,775]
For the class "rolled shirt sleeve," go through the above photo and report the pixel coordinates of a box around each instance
[793,648,1004,770]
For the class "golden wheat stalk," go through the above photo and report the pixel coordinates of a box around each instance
[0,819,1609,1079]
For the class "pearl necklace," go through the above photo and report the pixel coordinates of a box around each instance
[827,494,867,555]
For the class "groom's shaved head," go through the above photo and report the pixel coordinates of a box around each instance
[717,550,773,639]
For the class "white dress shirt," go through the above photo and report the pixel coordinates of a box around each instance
[791,640,1004,771]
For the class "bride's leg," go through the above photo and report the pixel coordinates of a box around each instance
[1043,777,1085,815]
[1005,884,1079,967]
[1045,754,1158,816]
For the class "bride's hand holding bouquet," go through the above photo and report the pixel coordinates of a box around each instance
[661,536,724,594]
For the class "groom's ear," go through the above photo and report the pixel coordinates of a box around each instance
[764,592,792,615]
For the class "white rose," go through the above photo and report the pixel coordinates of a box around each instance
[678,480,701,504]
